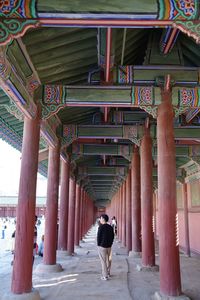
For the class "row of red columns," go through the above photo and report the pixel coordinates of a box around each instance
[11,109,95,296]
[10,89,185,298]
[107,90,184,298]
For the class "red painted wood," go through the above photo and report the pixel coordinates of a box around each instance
[141,127,155,267]
[164,28,179,54]
[157,92,181,296]
[74,184,81,246]
[122,183,126,246]
[58,160,70,251]
[119,188,123,241]
[81,191,85,237]
[126,171,132,251]
[105,28,112,82]
[79,188,83,241]
[131,146,141,252]
[43,142,60,265]
[11,111,40,294]
[67,178,76,255]
[40,19,173,27]
[182,183,191,257]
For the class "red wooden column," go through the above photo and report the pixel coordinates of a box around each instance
[57,159,70,253]
[79,188,83,241]
[139,126,157,271]
[67,178,76,255]
[182,182,190,257]
[122,183,126,247]
[156,88,182,297]
[119,187,123,241]
[11,111,40,297]
[42,141,62,272]
[75,184,81,247]
[81,190,86,239]
[129,146,141,257]
[126,171,132,252]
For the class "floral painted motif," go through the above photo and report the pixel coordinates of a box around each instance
[44,85,65,105]
[118,66,133,84]
[0,0,19,16]
[179,88,199,106]
[27,77,40,96]
[159,0,198,20]
[0,0,36,18]
[134,87,153,105]
[0,18,39,46]
[175,0,196,17]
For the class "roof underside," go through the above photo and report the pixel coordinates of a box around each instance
[0,16,200,206]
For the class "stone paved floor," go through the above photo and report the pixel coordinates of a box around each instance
[1,226,200,300]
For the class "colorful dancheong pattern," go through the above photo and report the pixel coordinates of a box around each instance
[159,0,198,20]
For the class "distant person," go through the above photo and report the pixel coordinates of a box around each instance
[11,229,16,266]
[1,223,6,239]
[37,218,41,226]
[33,215,38,263]
[38,234,44,257]
[111,216,117,235]
[97,214,114,280]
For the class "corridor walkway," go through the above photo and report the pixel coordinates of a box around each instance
[1,225,200,300]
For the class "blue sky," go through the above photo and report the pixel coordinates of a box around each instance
[0,139,47,196]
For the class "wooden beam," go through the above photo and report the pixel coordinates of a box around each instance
[121,28,127,65]
[160,28,180,54]
[39,19,173,28]
[78,166,126,176]
[63,124,200,145]
[71,143,132,160]
[105,28,112,82]
[42,83,200,119]
[38,148,49,162]
[63,124,143,146]
[0,46,37,119]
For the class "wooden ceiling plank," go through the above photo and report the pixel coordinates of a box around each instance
[32,37,97,64]
[41,65,96,84]
[27,29,97,56]
[35,49,97,71]
[39,59,97,79]
[22,27,82,46]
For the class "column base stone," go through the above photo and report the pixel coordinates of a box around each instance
[136,264,159,272]
[152,291,191,300]
[129,251,141,258]
[35,263,63,273]
[2,289,40,300]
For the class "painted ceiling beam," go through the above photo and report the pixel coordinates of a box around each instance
[71,144,200,168]
[0,46,37,119]
[174,127,200,139]
[153,145,200,157]
[160,28,180,54]
[73,157,130,167]
[63,124,200,146]
[78,166,126,176]
[1,1,199,46]
[63,124,143,146]
[105,28,112,83]
[0,42,61,149]
[173,20,200,45]
[71,143,132,161]
[42,84,200,119]
[121,28,127,65]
